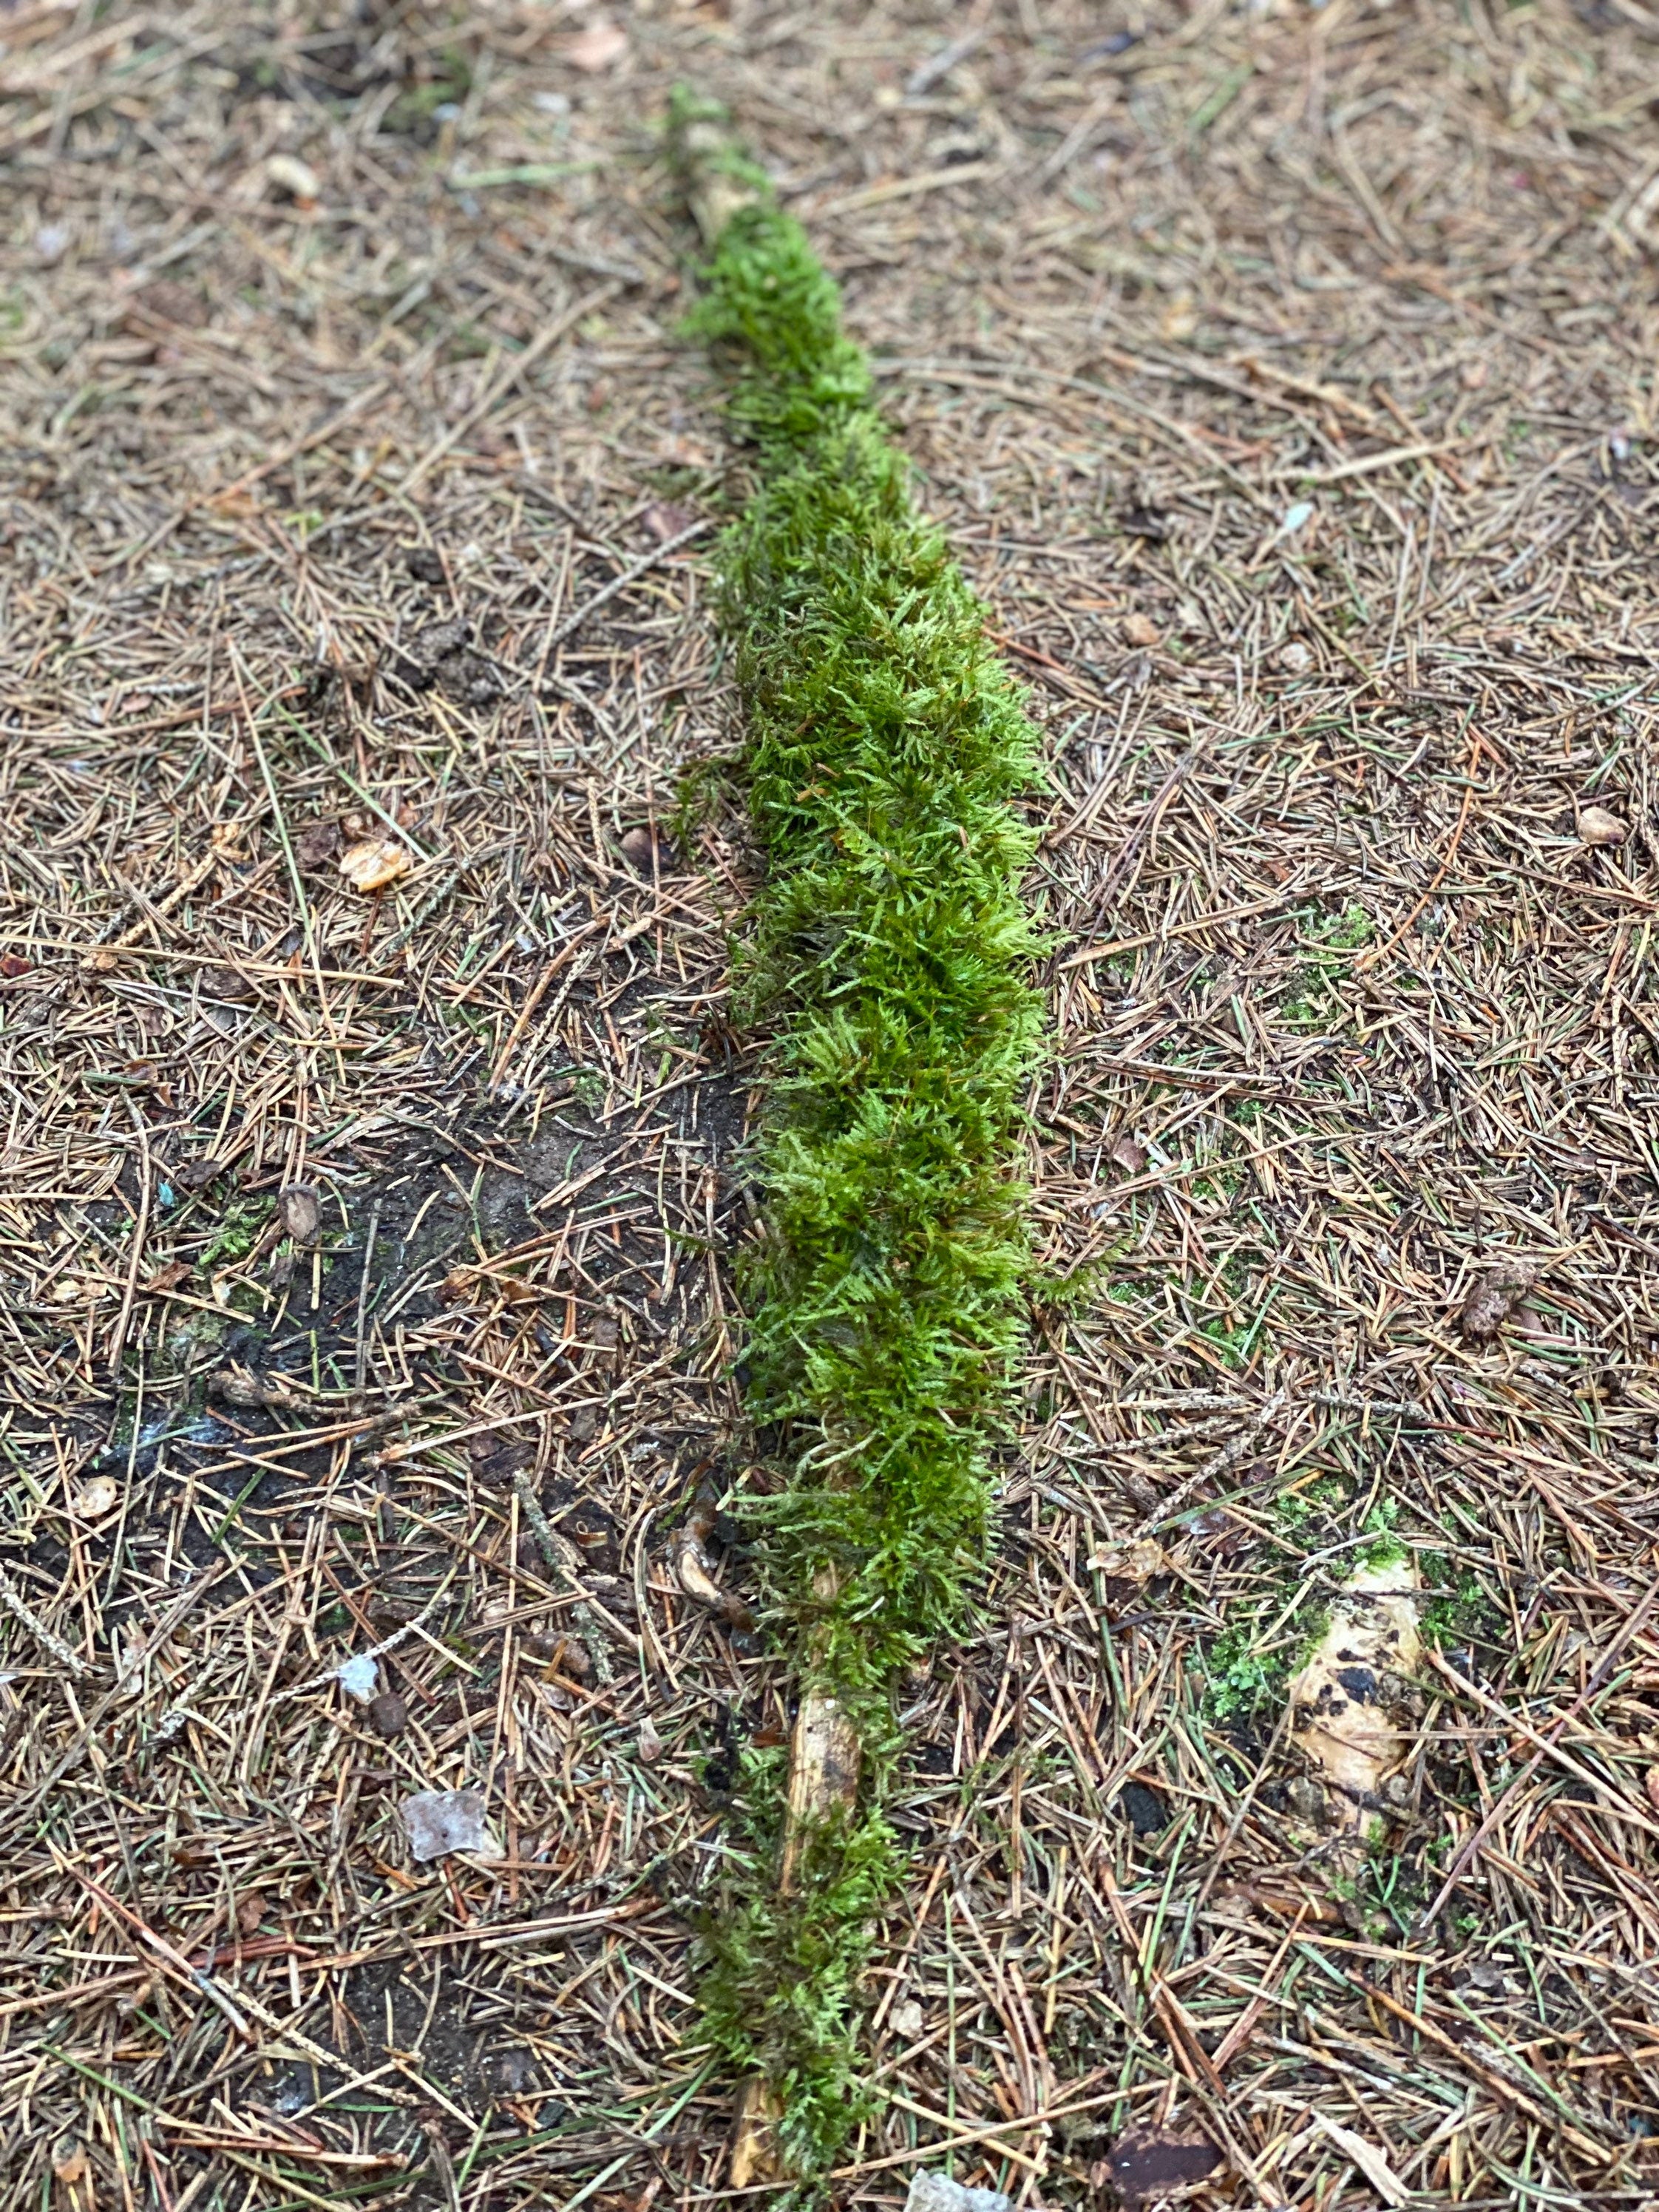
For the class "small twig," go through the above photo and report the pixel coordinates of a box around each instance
[512,1467,614,1685]
[0,1565,89,1679]
[59,1861,253,2042]
[353,1198,381,1393]
[1139,1384,1291,1535]
[105,1097,152,1377]
[274,1575,459,1703]
[537,518,712,655]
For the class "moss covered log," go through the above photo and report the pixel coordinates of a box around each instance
[673,95,1045,2188]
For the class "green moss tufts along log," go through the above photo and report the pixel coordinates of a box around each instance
[682,138,1045,2182]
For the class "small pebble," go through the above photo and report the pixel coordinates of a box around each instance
[75,1476,120,1519]
[1579,804,1626,848]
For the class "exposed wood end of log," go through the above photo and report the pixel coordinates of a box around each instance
[729,2076,786,2190]
[670,106,767,245]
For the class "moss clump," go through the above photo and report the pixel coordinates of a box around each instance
[699,1744,902,2173]
[679,120,1043,2181]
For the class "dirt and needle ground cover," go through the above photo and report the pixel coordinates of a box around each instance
[4,4,1659,2210]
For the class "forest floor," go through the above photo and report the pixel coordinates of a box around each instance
[4,2,1659,2209]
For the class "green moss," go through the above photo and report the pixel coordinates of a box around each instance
[1359,1497,1409,1572]
[1283,900,1374,1026]
[678,102,1042,2182]
[1200,1601,1329,1726]
[699,1745,900,2177]
[1272,1475,1344,1532]
[200,1194,274,1265]
[1419,1551,1502,1652]
[1201,1625,1291,1723]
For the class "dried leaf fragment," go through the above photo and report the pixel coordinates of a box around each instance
[172,1157,226,1192]
[642,500,693,542]
[904,2175,1012,2212]
[370,1689,408,1738]
[400,1787,498,1863]
[391,617,469,688]
[674,1510,755,1629]
[52,2138,93,2212]
[295,818,341,871]
[277,1183,321,1246]
[336,1653,380,1704]
[1459,1255,1537,1342]
[208,1365,296,1409]
[1308,2113,1408,2207]
[339,837,412,893]
[120,279,207,336]
[1122,611,1161,648]
[1090,1536,1167,1587]
[566,20,628,72]
[203,963,254,1002]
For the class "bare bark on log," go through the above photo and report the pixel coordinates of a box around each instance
[671,103,766,246]
[728,1567,859,2186]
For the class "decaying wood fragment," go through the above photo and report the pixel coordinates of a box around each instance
[1287,1555,1420,1837]
[778,1677,861,1891]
